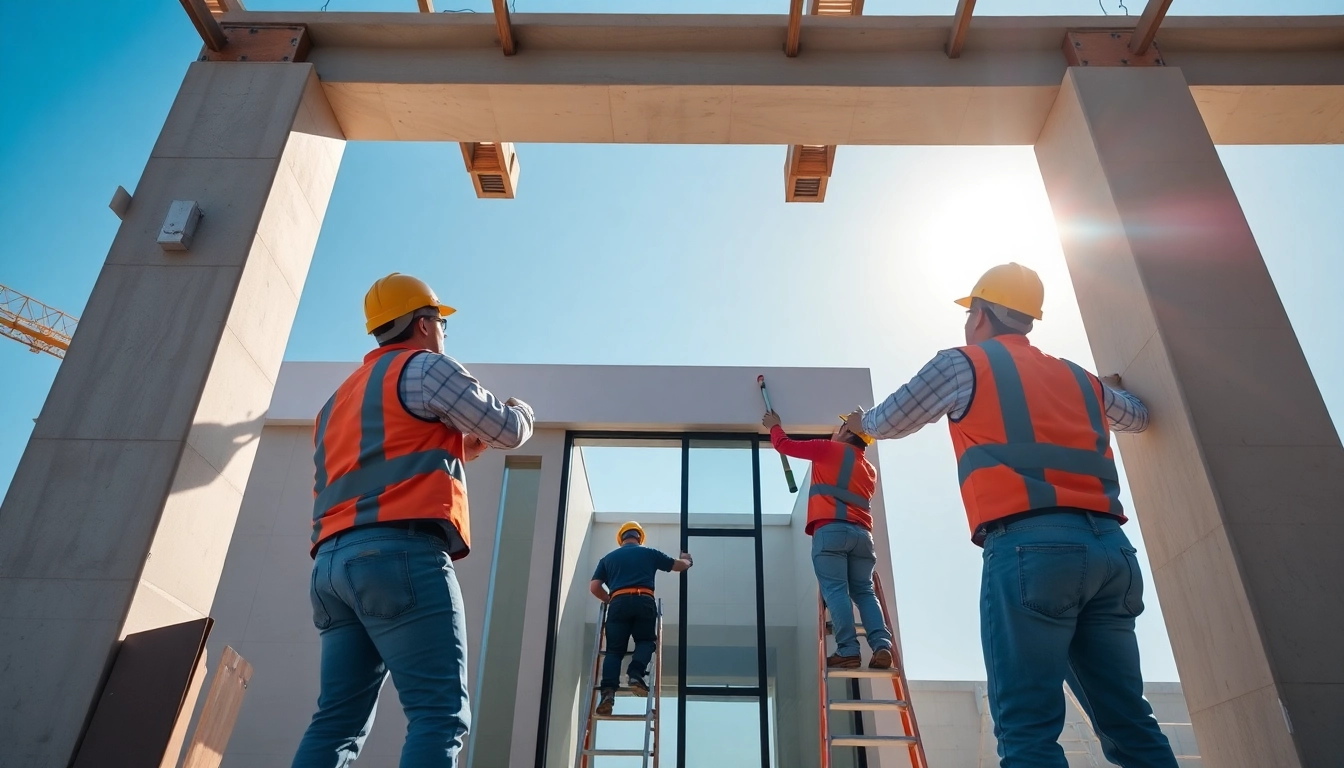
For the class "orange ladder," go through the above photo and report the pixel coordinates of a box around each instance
[574,599,663,768]
[818,571,927,768]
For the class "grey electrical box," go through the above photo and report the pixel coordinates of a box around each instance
[157,200,203,251]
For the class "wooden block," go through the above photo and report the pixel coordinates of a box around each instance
[459,142,520,199]
[785,144,834,203]
[181,647,254,768]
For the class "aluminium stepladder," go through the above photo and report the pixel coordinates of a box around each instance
[574,599,664,768]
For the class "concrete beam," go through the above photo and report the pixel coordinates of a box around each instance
[215,13,1343,145]
[0,63,345,766]
[1036,66,1344,768]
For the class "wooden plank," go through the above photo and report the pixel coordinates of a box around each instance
[946,0,977,58]
[418,0,434,12]
[1131,0,1175,54]
[492,0,516,55]
[178,0,227,51]
[785,0,803,57]
[181,647,254,768]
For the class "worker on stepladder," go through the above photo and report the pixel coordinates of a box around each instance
[761,412,895,670]
[588,522,693,716]
[845,263,1178,768]
[292,273,535,768]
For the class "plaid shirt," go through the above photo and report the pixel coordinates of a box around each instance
[399,353,534,449]
[862,348,1149,440]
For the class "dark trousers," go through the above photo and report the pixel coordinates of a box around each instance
[600,595,658,689]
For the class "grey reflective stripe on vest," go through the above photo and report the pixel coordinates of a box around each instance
[314,448,467,516]
[808,446,871,516]
[1062,359,1124,515]
[350,352,401,528]
[958,341,1121,511]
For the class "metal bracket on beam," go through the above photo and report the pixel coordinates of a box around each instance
[784,144,834,203]
[1063,31,1164,67]
[198,25,311,63]
[460,142,520,199]
[492,0,517,56]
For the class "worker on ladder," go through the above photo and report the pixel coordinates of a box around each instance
[845,263,1178,768]
[588,522,693,715]
[293,273,535,768]
[761,411,895,671]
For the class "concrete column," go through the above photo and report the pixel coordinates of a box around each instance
[1034,67,1343,768]
[0,62,345,765]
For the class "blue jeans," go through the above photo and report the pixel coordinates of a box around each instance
[980,510,1178,768]
[811,521,893,657]
[292,525,471,768]
[600,594,658,689]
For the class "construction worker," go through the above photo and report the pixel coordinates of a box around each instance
[292,273,535,768]
[761,412,895,670]
[588,522,693,715]
[845,263,1177,768]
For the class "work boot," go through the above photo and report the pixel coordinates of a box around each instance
[629,676,649,697]
[869,647,894,670]
[596,688,616,716]
[826,653,861,669]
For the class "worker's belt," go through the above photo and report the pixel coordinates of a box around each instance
[610,587,655,599]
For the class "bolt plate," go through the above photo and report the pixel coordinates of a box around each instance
[1063,30,1165,67]
[200,25,310,63]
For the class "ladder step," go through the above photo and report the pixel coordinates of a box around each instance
[825,622,867,636]
[830,735,919,748]
[592,713,651,722]
[828,699,909,712]
[825,667,901,679]
[584,748,653,757]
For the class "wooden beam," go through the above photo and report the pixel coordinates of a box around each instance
[178,0,228,51]
[181,647,253,768]
[1130,0,1175,54]
[418,0,434,11]
[492,0,516,55]
[785,0,803,57]
[946,0,977,58]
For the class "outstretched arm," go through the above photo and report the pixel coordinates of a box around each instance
[670,552,694,573]
[856,349,974,440]
[1099,374,1150,433]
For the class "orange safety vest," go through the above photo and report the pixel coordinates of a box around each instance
[311,344,471,559]
[806,444,876,535]
[950,335,1124,543]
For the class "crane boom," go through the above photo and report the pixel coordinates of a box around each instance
[0,284,78,359]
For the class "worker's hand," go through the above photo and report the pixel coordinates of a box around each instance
[761,411,781,430]
[845,408,866,436]
[681,552,694,568]
[463,435,488,462]
[1099,374,1123,390]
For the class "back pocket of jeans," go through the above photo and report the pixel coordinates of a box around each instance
[1120,546,1145,617]
[346,551,416,619]
[1017,544,1088,617]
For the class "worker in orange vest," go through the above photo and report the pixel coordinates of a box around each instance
[762,412,894,670]
[846,263,1178,768]
[293,273,535,768]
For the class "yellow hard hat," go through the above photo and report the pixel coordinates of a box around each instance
[617,521,645,546]
[954,263,1044,320]
[838,415,875,446]
[364,273,456,334]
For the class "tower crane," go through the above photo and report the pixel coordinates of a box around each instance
[0,284,78,360]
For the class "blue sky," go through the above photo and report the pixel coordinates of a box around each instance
[2,0,1342,693]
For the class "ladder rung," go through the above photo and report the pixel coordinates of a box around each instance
[593,713,651,721]
[828,699,909,712]
[584,748,653,757]
[592,686,647,696]
[825,622,867,636]
[825,668,901,679]
[830,735,919,748]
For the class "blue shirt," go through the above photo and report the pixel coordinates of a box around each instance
[592,544,676,593]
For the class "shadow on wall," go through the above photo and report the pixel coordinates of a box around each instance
[181,414,268,491]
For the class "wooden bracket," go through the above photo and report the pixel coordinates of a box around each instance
[199,25,310,63]
[460,142,520,199]
[784,144,834,203]
[1063,30,1165,67]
